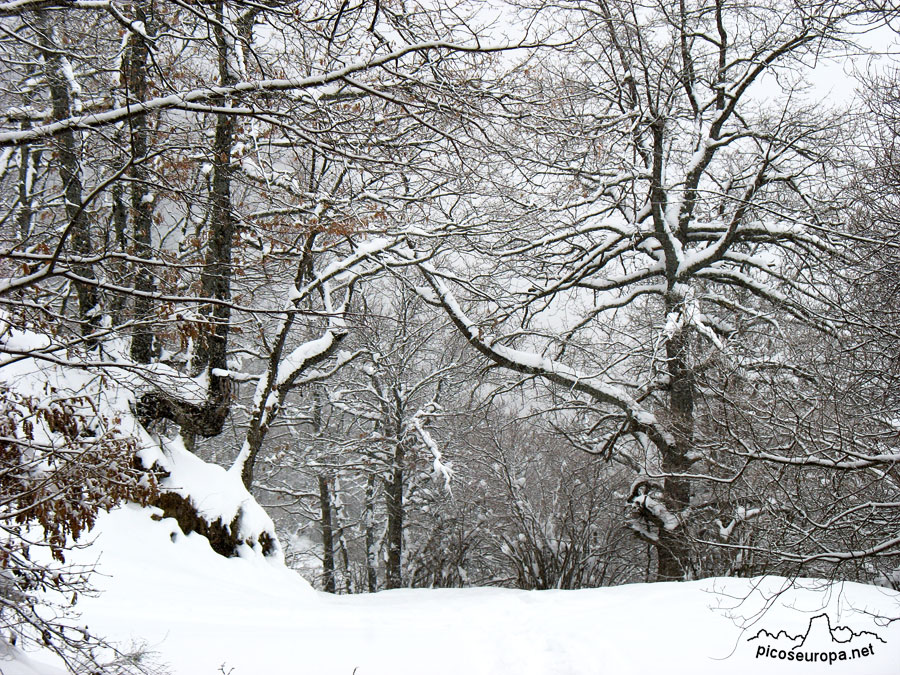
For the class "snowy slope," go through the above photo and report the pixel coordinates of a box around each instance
[0,643,66,675]
[13,505,898,675]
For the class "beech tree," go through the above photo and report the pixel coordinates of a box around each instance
[0,9,896,669]
[0,333,162,671]
[415,0,894,581]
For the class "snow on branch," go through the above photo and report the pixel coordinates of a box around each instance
[714,505,761,541]
[660,286,726,351]
[741,448,900,470]
[417,263,677,453]
[632,494,679,531]
[409,407,453,492]
[0,40,515,148]
[0,0,108,15]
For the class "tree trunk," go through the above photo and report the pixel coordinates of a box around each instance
[364,472,378,592]
[125,0,157,364]
[657,294,696,581]
[15,120,40,240]
[108,146,130,320]
[384,442,406,589]
[193,0,235,387]
[318,474,336,594]
[333,478,352,594]
[138,0,233,439]
[37,17,99,341]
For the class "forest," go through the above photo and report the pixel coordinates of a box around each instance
[0,0,899,672]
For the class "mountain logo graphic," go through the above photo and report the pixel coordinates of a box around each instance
[748,614,886,665]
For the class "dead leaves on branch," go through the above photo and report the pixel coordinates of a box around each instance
[0,384,158,564]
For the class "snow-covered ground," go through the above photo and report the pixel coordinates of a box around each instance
[9,504,898,675]
[0,337,896,675]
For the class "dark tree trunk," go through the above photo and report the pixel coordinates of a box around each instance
[384,442,405,589]
[16,121,40,240]
[318,475,336,594]
[37,17,99,341]
[108,151,130,320]
[125,0,158,364]
[656,294,696,582]
[139,0,233,439]
[192,0,235,386]
[364,472,378,592]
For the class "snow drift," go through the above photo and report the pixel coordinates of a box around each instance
[11,503,895,675]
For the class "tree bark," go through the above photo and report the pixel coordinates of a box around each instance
[656,293,695,581]
[37,16,99,341]
[192,0,235,386]
[15,120,40,240]
[125,0,157,364]
[318,474,336,594]
[384,440,406,589]
[333,477,352,594]
[364,472,378,592]
[139,0,233,438]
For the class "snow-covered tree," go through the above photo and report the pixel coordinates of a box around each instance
[416,0,897,580]
[0,0,519,667]
[259,279,466,591]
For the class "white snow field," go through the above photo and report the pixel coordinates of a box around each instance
[10,504,898,675]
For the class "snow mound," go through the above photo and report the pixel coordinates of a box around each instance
[0,641,66,675]
[150,434,283,562]
[85,504,312,602]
